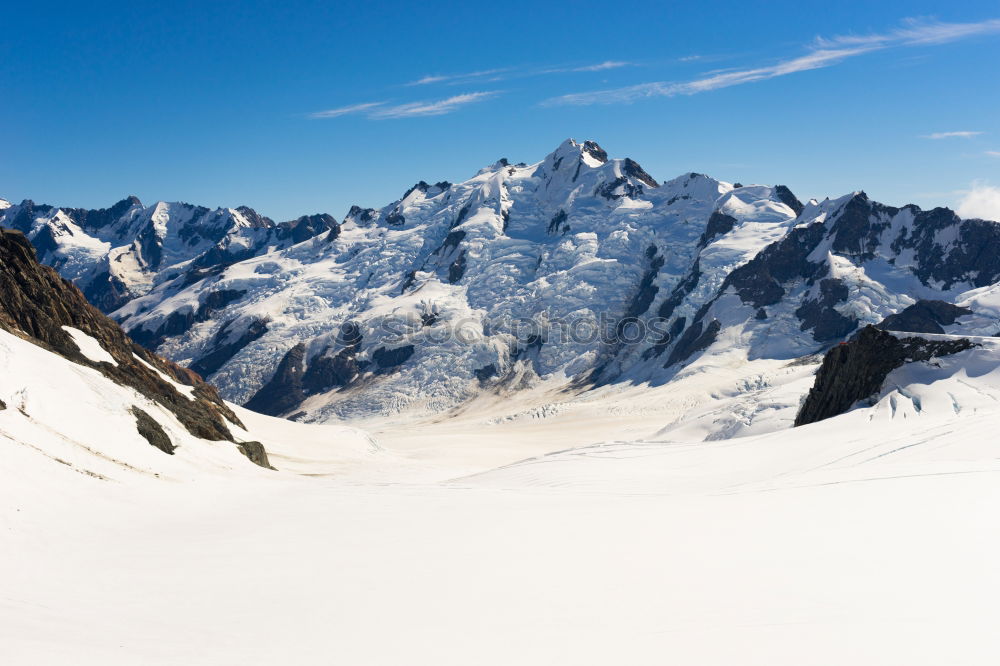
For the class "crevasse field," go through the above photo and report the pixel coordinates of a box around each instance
[4,325,1000,666]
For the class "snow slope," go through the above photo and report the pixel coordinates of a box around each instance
[0,326,377,483]
[5,339,1000,665]
[7,146,1000,663]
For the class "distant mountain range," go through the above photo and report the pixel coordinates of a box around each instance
[5,139,1000,421]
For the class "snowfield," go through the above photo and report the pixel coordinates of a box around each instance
[4,324,1000,665]
[6,138,1000,663]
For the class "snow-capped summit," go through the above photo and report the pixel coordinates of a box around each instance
[4,138,999,423]
[81,139,795,418]
[0,197,337,312]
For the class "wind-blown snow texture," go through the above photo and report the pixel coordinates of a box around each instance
[5,139,1000,422]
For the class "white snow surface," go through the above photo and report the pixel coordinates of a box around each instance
[0,195,320,309]
[6,142,1000,663]
[112,140,805,416]
[61,326,118,365]
[9,141,998,426]
[5,321,1000,664]
[81,142,1000,426]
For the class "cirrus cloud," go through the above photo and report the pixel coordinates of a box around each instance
[921,131,984,139]
[370,92,501,119]
[543,17,1000,107]
[309,92,501,121]
[308,102,386,119]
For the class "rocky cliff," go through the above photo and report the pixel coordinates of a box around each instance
[0,227,271,467]
[795,326,975,426]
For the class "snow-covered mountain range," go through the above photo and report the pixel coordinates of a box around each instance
[7,144,1000,664]
[5,139,1000,423]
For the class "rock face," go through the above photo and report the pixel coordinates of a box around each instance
[235,441,272,469]
[0,227,270,467]
[665,189,1000,374]
[131,406,176,454]
[877,300,973,334]
[244,343,307,416]
[794,326,975,426]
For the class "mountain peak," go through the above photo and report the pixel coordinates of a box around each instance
[581,140,608,164]
[534,138,611,181]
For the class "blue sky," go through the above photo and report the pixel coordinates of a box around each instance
[3,0,1000,221]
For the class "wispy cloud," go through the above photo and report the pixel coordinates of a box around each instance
[544,46,872,105]
[369,91,500,118]
[816,16,1000,48]
[308,102,385,119]
[921,131,984,139]
[407,61,633,86]
[309,92,500,120]
[570,60,630,72]
[986,150,1000,157]
[544,17,1000,106]
[406,68,510,86]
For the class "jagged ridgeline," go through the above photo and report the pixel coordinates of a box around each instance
[795,325,976,426]
[0,227,270,467]
[3,139,1000,422]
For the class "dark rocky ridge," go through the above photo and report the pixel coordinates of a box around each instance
[773,185,804,216]
[698,211,738,247]
[189,317,269,378]
[665,319,721,368]
[245,343,307,417]
[246,323,367,417]
[668,191,1000,371]
[0,228,270,468]
[582,141,608,163]
[794,278,856,341]
[275,213,338,244]
[130,288,248,350]
[795,326,975,426]
[622,158,659,188]
[131,406,176,454]
[877,300,972,334]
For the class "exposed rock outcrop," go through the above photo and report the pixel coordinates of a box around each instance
[131,406,175,454]
[773,185,804,216]
[235,441,272,469]
[244,343,307,417]
[795,326,975,426]
[0,228,270,467]
[189,317,268,378]
[373,345,415,370]
[877,300,972,334]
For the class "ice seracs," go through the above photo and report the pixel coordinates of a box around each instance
[5,139,1000,423]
